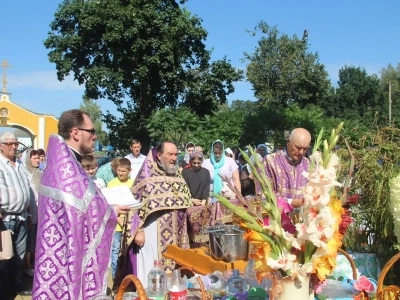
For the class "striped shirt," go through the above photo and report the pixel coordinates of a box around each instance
[0,154,32,214]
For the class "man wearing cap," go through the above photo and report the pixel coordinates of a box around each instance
[0,131,33,296]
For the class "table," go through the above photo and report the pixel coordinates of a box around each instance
[163,245,247,275]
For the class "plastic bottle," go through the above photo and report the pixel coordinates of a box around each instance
[147,259,167,297]
[169,269,187,300]
[226,269,249,295]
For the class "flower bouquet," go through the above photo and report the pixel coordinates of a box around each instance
[216,123,352,300]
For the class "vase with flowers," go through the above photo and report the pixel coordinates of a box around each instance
[216,123,351,300]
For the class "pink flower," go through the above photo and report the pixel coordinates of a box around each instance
[354,276,374,293]
[314,279,327,294]
[263,198,295,234]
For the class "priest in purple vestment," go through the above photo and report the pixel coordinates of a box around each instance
[261,128,311,207]
[123,141,191,289]
[32,109,129,300]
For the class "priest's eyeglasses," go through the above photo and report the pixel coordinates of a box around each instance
[78,128,96,136]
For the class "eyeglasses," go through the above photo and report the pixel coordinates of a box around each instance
[1,142,19,147]
[78,128,96,136]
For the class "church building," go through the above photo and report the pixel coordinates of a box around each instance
[0,60,58,150]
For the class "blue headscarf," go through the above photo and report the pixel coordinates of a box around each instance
[210,140,225,194]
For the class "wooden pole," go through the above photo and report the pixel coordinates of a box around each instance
[389,81,392,125]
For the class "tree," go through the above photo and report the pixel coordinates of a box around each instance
[44,0,242,151]
[380,63,400,126]
[182,58,243,116]
[79,98,108,145]
[334,66,382,124]
[244,22,332,108]
[146,107,200,149]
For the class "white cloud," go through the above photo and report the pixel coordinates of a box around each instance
[7,71,84,91]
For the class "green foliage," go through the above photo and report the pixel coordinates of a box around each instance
[380,63,400,126]
[244,21,332,108]
[146,107,200,149]
[146,104,245,152]
[182,57,244,116]
[332,66,383,124]
[45,0,241,150]
[339,127,400,273]
[79,98,108,145]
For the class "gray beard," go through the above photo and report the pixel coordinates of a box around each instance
[160,161,179,175]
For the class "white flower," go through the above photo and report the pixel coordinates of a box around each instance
[303,184,331,206]
[267,249,297,271]
[290,262,314,282]
[326,153,340,169]
[389,175,400,243]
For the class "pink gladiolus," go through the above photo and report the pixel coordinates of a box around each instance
[263,198,295,234]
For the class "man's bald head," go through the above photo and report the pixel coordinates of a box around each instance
[287,128,311,162]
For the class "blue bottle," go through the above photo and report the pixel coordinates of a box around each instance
[226,269,249,295]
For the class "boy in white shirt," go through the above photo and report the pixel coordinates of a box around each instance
[81,155,106,189]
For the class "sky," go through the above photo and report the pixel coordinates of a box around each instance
[1,0,399,120]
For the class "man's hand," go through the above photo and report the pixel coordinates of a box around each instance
[192,199,205,206]
[290,198,304,208]
[135,231,145,247]
[113,205,131,215]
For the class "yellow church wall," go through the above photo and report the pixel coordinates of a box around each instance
[0,94,58,150]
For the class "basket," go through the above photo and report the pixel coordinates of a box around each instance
[115,274,149,300]
[338,248,358,280]
[377,252,400,300]
[164,267,213,300]
[337,248,369,300]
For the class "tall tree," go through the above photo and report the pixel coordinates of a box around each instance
[146,107,200,149]
[79,98,108,145]
[380,63,400,126]
[244,21,332,108]
[334,66,382,124]
[44,0,241,151]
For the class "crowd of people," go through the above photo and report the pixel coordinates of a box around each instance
[0,108,311,299]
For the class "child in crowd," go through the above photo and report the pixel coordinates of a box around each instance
[37,148,47,171]
[81,155,106,189]
[107,158,133,280]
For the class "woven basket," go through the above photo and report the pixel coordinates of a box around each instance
[164,267,213,300]
[338,248,358,280]
[337,248,370,300]
[377,252,400,300]
[115,274,149,300]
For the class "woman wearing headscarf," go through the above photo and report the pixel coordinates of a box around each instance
[257,144,268,158]
[20,149,42,277]
[182,151,211,206]
[179,142,195,170]
[202,140,241,200]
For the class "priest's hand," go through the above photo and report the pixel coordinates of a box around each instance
[290,198,304,208]
[192,199,204,206]
[113,205,131,215]
[135,230,145,247]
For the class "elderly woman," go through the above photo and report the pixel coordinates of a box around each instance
[20,149,42,277]
[202,140,241,200]
[182,151,211,206]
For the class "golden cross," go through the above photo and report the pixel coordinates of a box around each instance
[0,60,11,93]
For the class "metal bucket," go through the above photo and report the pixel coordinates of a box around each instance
[207,225,248,262]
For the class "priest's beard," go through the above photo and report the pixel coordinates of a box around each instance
[160,161,179,175]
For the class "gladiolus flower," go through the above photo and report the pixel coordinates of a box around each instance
[244,230,266,242]
[267,249,297,271]
[313,255,337,281]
